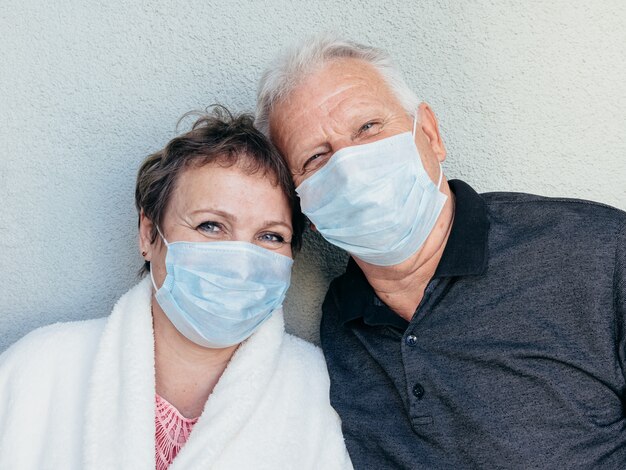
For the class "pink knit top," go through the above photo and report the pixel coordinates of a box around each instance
[155,393,199,470]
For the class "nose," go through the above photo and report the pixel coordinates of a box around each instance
[329,136,354,155]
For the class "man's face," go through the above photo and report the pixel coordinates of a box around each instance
[268,58,440,188]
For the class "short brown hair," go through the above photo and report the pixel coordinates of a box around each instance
[135,105,304,275]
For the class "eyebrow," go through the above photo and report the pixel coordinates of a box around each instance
[190,209,292,231]
[259,220,293,232]
[190,208,236,221]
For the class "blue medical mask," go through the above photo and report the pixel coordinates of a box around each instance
[150,231,293,348]
[296,116,447,266]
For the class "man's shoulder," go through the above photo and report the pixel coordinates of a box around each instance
[481,190,625,235]
[482,190,624,220]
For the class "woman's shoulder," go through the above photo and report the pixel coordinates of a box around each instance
[265,333,352,467]
[277,333,330,388]
[0,318,106,375]
[6,317,106,354]
[282,332,325,362]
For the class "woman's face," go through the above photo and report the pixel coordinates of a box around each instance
[140,161,293,289]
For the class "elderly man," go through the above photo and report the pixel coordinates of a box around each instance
[256,36,626,468]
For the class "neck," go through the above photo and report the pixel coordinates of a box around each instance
[356,182,455,322]
[152,300,238,419]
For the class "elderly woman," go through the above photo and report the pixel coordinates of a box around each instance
[0,107,352,469]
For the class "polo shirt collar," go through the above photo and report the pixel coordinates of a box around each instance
[335,179,490,326]
[433,179,490,278]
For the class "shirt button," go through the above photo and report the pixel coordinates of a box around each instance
[405,334,418,347]
[412,383,425,400]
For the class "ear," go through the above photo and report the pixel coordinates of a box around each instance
[417,103,446,162]
[309,222,317,232]
[138,211,155,261]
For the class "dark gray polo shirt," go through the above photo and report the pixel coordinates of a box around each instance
[321,180,626,469]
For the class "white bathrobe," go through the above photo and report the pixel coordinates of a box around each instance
[0,278,353,470]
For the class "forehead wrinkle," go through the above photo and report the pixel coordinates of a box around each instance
[317,80,362,112]
[271,58,399,167]
[313,82,382,131]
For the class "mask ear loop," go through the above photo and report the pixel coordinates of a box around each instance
[413,111,444,191]
[150,226,169,291]
[156,226,169,246]
[436,162,444,190]
[150,264,159,291]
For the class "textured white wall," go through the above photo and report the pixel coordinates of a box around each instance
[1,0,625,351]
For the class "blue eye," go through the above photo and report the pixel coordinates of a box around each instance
[198,221,221,233]
[259,232,285,243]
[358,121,381,136]
[302,152,330,174]
[304,153,321,167]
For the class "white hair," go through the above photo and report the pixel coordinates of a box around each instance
[255,33,421,137]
